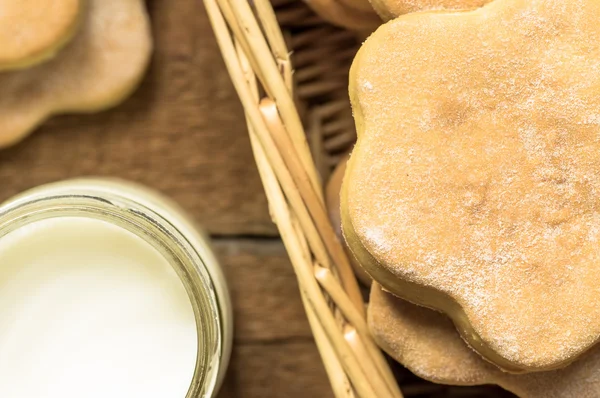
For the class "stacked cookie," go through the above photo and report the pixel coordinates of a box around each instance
[0,0,152,148]
[303,0,381,31]
[370,0,492,20]
[332,0,600,396]
[306,0,492,30]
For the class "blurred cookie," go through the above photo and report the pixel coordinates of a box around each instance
[0,0,152,148]
[0,0,83,70]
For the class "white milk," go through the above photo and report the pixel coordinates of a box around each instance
[0,216,198,398]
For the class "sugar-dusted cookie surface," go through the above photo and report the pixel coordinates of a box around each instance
[0,0,83,70]
[0,0,151,148]
[369,284,600,398]
[345,0,600,372]
[369,0,490,20]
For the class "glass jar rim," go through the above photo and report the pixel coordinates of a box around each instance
[0,186,224,398]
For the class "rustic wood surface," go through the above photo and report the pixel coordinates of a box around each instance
[214,240,331,398]
[0,1,515,397]
[0,1,331,396]
[0,0,275,237]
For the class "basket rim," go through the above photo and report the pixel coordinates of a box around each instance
[203,1,403,397]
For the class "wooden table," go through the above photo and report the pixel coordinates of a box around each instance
[0,1,332,396]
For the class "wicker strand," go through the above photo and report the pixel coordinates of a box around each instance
[249,111,360,397]
[233,50,351,398]
[221,9,365,314]
[228,0,324,200]
[219,0,368,317]
[249,115,356,398]
[214,1,341,287]
[258,100,365,314]
[315,267,403,397]
[253,1,292,89]
[204,0,403,396]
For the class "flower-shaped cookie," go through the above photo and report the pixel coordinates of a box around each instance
[0,0,152,148]
[370,0,490,20]
[0,0,83,71]
[344,0,600,372]
[369,284,600,397]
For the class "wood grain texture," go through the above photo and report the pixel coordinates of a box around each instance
[214,240,332,398]
[0,0,275,236]
[218,342,331,398]
[215,240,313,342]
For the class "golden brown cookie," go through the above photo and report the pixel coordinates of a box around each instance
[369,0,490,21]
[345,0,600,372]
[370,284,600,398]
[0,0,83,71]
[306,0,382,31]
[326,153,372,286]
[0,0,151,148]
[338,0,375,13]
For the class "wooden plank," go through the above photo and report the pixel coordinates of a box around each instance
[218,342,332,398]
[0,0,275,236]
[214,239,332,397]
[215,239,313,341]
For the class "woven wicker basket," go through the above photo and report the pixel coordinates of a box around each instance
[205,1,512,396]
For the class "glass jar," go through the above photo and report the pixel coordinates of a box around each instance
[0,178,233,398]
